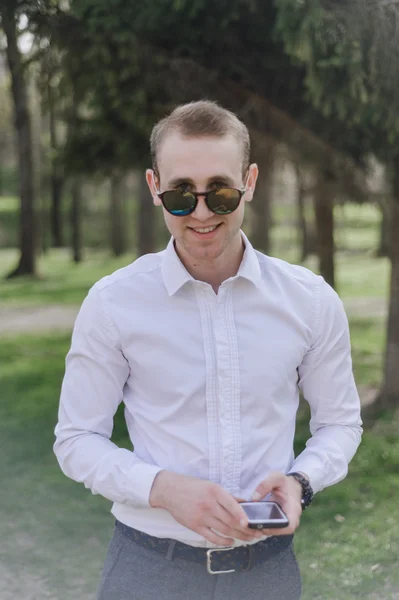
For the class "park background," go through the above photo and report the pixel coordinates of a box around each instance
[1,1,399,598]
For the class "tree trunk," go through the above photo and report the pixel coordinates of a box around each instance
[137,174,155,256]
[0,148,4,196]
[70,179,83,263]
[110,173,127,256]
[294,163,312,261]
[379,158,399,408]
[313,169,336,289]
[377,198,391,258]
[3,4,37,278]
[50,175,64,247]
[48,78,64,248]
[250,136,274,254]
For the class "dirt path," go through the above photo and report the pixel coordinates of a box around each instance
[0,305,79,334]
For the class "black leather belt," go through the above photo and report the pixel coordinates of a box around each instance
[115,519,293,575]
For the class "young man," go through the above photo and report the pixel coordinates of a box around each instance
[54,101,362,600]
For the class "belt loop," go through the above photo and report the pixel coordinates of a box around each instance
[165,540,177,562]
[241,544,253,572]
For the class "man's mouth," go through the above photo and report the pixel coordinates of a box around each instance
[190,224,221,234]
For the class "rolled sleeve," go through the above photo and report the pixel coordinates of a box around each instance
[291,278,362,493]
[53,285,163,507]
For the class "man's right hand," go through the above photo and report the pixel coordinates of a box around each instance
[149,471,264,546]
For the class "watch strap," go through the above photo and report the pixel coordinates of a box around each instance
[287,472,313,510]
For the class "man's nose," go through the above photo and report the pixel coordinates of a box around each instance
[192,196,214,221]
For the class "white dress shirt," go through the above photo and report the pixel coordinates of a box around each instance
[54,232,362,547]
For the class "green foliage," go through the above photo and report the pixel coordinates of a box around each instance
[275,0,399,156]
[13,0,379,177]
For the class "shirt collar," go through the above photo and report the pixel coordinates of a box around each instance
[236,231,262,289]
[161,238,194,296]
[161,231,262,296]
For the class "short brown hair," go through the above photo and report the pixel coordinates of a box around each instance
[150,100,251,176]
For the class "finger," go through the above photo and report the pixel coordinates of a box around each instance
[251,472,287,501]
[260,526,295,536]
[199,527,234,547]
[218,493,248,527]
[260,508,300,537]
[215,505,264,540]
[208,517,263,543]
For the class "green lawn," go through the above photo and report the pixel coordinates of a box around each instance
[0,331,397,599]
[0,248,133,306]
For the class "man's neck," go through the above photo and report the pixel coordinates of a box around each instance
[175,236,245,293]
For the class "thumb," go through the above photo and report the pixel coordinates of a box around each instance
[251,472,286,501]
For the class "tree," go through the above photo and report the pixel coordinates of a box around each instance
[275,0,399,407]
[294,163,315,262]
[110,172,127,257]
[70,177,82,263]
[41,49,65,248]
[380,158,399,408]
[137,171,155,257]
[377,198,391,259]
[0,77,16,196]
[313,168,336,288]
[1,1,37,277]
[250,134,276,254]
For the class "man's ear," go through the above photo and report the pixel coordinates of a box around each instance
[146,169,162,206]
[244,163,259,203]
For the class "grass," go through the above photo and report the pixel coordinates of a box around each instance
[296,410,399,599]
[0,330,397,599]
[350,318,386,388]
[0,248,134,306]
[0,334,129,599]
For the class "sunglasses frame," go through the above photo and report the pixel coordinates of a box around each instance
[156,186,247,217]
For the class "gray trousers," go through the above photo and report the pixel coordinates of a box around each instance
[97,521,302,600]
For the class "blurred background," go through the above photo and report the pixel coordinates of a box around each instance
[1,1,399,598]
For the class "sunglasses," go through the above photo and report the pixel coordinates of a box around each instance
[156,186,247,217]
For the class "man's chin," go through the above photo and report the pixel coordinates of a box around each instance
[185,242,224,262]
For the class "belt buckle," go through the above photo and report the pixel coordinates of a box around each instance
[206,546,235,575]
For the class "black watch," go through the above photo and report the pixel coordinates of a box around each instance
[287,472,313,510]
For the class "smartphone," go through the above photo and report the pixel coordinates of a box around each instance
[241,501,289,529]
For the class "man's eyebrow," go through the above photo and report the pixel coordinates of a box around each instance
[167,177,195,188]
[207,175,235,186]
[167,175,235,188]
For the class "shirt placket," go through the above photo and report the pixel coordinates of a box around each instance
[215,284,242,496]
[195,284,221,485]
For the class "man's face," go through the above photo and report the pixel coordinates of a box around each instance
[146,131,258,264]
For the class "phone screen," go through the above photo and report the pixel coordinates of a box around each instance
[241,502,284,521]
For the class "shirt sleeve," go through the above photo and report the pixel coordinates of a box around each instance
[290,278,363,493]
[53,285,163,507]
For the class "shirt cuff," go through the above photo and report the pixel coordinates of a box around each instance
[124,463,165,508]
[288,456,337,494]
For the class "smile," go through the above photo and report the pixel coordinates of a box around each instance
[190,225,220,234]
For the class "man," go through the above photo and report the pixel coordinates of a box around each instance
[54,100,362,600]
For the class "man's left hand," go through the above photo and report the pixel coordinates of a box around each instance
[250,471,303,536]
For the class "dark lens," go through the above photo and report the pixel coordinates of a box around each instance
[207,188,241,214]
[161,191,196,216]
